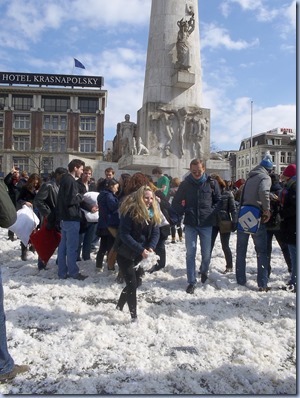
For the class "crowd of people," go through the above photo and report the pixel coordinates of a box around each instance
[0,156,296,380]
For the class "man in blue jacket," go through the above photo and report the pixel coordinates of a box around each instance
[172,159,221,293]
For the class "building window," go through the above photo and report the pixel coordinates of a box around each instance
[13,135,30,151]
[79,138,95,152]
[280,152,285,163]
[78,97,98,113]
[287,152,292,163]
[42,157,53,174]
[0,134,3,150]
[0,113,3,129]
[43,115,67,130]
[12,95,33,111]
[80,117,96,131]
[0,96,7,110]
[267,139,273,145]
[43,135,66,152]
[12,157,29,171]
[14,115,30,129]
[42,96,70,112]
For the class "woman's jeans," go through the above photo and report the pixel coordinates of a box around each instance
[236,223,269,288]
[185,225,212,285]
[0,268,14,375]
[211,226,233,268]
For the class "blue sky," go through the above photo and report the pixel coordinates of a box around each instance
[0,0,296,150]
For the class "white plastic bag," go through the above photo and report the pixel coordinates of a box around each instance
[9,205,40,246]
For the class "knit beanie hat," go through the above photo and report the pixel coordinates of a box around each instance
[282,164,296,178]
[260,152,273,171]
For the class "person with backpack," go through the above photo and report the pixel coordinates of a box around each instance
[171,159,221,293]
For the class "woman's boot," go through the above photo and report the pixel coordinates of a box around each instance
[96,251,104,269]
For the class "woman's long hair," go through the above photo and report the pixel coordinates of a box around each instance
[119,185,161,225]
[25,173,42,192]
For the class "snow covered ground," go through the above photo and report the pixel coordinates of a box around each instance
[0,226,296,395]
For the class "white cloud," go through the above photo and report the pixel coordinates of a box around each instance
[201,23,259,50]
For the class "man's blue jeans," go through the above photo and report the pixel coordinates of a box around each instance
[236,223,269,288]
[57,220,80,278]
[185,225,212,285]
[0,268,14,375]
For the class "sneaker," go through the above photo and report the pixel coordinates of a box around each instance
[201,273,208,284]
[171,239,176,244]
[131,317,138,323]
[280,284,296,293]
[72,273,88,281]
[0,364,30,382]
[258,286,272,292]
[186,284,195,294]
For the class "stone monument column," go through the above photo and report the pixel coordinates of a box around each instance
[118,0,210,179]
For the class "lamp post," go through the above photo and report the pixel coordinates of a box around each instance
[250,100,253,168]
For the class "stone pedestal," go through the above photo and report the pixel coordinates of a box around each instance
[117,0,211,180]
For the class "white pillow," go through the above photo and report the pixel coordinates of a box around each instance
[9,205,40,246]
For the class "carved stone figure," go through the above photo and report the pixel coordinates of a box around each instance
[119,114,136,156]
[176,12,195,71]
[189,116,205,159]
[136,137,149,155]
[158,111,176,156]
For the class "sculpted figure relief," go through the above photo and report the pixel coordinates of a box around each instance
[136,137,149,155]
[119,114,136,156]
[188,116,207,159]
[176,10,195,71]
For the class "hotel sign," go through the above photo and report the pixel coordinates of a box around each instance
[0,72,104,88]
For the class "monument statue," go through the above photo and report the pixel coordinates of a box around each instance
[118,114,136,156]
[176,9,195,71]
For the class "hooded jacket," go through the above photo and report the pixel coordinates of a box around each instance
[241,165,271,212]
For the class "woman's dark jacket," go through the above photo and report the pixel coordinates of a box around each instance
[280,177,296,245]
[97,188,120,230]
[118,213,160,257]
[216,189,238,227]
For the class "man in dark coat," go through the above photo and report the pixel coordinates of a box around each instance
[172,159,221,294]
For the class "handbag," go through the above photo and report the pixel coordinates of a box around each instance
[237,205,261,234]
[219,220,233,234]
[30,220,61,264]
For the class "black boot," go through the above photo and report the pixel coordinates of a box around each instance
[21,243,28,261]
[96,252,104,269]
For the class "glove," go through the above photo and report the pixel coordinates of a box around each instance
[231,223,237,232]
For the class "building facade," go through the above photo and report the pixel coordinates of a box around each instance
[235,128,296,180]
[0,72,107,177]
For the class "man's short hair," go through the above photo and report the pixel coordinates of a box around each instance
[190,159,206,168]
[105,167,115,174]
[68,159,85,172]
[152,167,162,175]
[54,167,68,177]
[83,166,93,173]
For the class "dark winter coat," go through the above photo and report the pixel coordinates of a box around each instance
[97,189,120,230]
[280,176,296,245]
[4,172,20,207]
[171,174,221,227]
[216,189,238,227]
[33,180,59,226]
[56,173,82,222]
[0,180,17,228]
[118,213,160,257]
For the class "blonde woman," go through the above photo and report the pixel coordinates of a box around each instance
[116,185,161,322]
